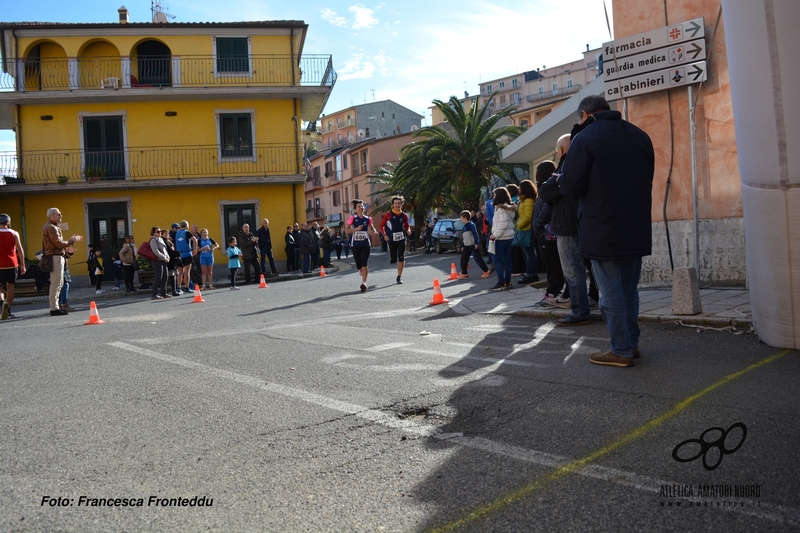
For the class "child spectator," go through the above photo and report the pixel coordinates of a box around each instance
[227,236,242,290]
[88,248,105,294]
[458,210,490,279]
[111,254,123,291]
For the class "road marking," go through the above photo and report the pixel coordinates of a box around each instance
[429,349,796,533]
[367,342,414,351]
[108,342,798,527]
[563,338,584,365]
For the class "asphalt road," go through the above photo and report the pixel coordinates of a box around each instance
[2,251,798,532]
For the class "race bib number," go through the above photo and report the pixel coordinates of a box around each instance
[353,231,368,241]
[393,232,405,242]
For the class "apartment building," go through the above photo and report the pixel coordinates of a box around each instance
[304,132,415,244]
[479,46,602,128]
[317,100,422,149]
[0,8,335,274]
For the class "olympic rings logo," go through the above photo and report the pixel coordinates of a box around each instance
[672,422,747,471]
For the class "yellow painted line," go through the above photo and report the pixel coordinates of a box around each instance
[429,349,793,533]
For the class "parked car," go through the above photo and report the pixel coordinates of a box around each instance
[431,218,464,253]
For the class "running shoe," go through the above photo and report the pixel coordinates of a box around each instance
[480,271,491,278]
[457,274,469,280]
[360,283,367,293]
[396,276,403,284]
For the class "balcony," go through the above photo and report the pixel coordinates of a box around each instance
[0,143,299,187]
[0,55,337,119]
[1,54,336,91]
[526,84,582,103]
[305,207,325,221]
[337,118,355,129]
[305,176,323,190]
[326,171,343,185]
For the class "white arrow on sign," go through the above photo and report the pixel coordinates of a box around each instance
[604,38,707,81]
[605,61,707,101]
[602,17,705,61]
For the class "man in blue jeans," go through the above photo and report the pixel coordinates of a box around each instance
[559,95,654,368]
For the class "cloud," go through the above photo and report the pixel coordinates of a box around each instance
[336,53,377,80]
[321,8,348,27]
[349,4,378,29]
[321,3,379,30]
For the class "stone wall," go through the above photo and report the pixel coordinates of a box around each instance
[643,217,746,286]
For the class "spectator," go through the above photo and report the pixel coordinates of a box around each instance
[559,95,655,367]
[457,210,490,279]
[320,226,335,268]
[111,254,123,291]
[119,235,138,293]
[532,161,566,306]
[197,228,219,290]
[88,247,105,295]
[516,179,539,285]
[256,218,278,276]
[237,223,260,284]
[488,187,517,291]
[299,223,315,274]
[226,236,242,290]
[148,226,171,300]
[284,226,296,272]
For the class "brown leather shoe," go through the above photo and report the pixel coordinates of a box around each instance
[590,350,633,367]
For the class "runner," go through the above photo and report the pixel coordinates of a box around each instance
[379,196,411,284]
[0,213,25,320]
[347,200,377,293]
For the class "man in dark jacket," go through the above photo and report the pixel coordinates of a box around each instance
[237,223,260,284]
[298,223,315,273]
[291,223,301,274]
[559,95,654,368]
[256,218,277,276]
[539,134,591,325]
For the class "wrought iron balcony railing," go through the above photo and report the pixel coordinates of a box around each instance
[0,144,299,184]
[304,176,323,190]
[0,54,336,91]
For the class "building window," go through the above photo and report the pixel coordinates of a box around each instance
[538,86,544,94]
[499,81,505,89]
[352,154,359,174]
[215,37,250,73]
[360,151,368,174]
[82,115,126,178]
[487,84,492,93]
[343,156,348,170]
[218,112,253,158]
[354,184,359,200]
[224,204,257,245]
[332,190,341,207]
[512,78,518,88]
[520,119,528,127]
[552,82,558,91]
[567,79,573,88]
[500,95,506,104]
[313,166,320,178]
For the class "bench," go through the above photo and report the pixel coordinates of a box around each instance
[9,277,48,298]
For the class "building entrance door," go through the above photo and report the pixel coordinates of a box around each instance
[88,202,128,282]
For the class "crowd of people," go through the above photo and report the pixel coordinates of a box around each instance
[1,97,655,369]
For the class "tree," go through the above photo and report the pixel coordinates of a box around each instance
[396,93,526,213]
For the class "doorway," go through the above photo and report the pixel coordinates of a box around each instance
[88,202,128,281]
[224,204,257,246]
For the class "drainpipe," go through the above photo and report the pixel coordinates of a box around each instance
[293,99,300,223]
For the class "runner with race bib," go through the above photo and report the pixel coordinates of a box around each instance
[347,200,378,293]
[379,196,411,285]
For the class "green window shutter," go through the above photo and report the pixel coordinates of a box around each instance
[216,37,248,72]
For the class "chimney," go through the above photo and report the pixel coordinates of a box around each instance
[586,44,589,52]
[118,6,130,24]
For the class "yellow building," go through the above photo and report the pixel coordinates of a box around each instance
[0,9,335,275]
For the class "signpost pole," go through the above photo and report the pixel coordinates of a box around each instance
[688,85,700,279]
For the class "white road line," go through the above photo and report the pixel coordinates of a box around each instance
[399,346,540,368]
[367,342,414,352]
[106,340,799,526]
[564,338,584,365]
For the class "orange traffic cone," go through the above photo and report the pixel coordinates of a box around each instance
[319,265,327,277]
[429,278,449,305]
[258,274,268,288]
[84,301,106,325]
[449,263,458,280]
[192,286,205,303]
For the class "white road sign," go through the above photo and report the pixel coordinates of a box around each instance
[605,61,707,101]
[604,38,707,81]
[602,18,705,61]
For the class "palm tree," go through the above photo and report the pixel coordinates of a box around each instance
[399,93,525,212]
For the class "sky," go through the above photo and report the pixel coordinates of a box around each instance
[0,0,615,151]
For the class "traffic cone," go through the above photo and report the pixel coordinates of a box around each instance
[83,301,106,325]
[192,286,205,303]
[429,278,449,305]
[449,263,458,280]
[319,265,327,277]
[258,274,268,288]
